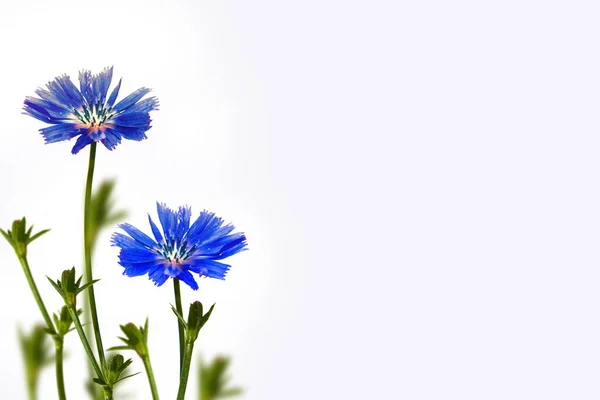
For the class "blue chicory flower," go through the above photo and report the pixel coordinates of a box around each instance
[23,67,158,154]
[112,203,247,290]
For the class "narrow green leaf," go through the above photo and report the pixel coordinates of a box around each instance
[29,228,50,243]
[113,371,141,384]
[170,304,188,329]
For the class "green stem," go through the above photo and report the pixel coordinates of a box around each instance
[17,255,67,399]
[176,339,195,400]
[173,278,185,373]
[83,142,106,370]
[65,305,104,382]
[103,386,113,400]
[17,256,55,334]
[54,337,67,400]
[67,305,113,400]
[142,354,161,400]
[25,369,36,400]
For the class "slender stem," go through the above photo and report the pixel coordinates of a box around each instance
[17,255,67,398]
[83,142,106,370]
[176,339,195,400]
[65,305,103,381]
[142,354,161,400]
[173,278,185,373]
[25,369,35,400]
[17,256,55,334]
[103,386,113,400]
[67,306,113,400]
[54,337,67,400]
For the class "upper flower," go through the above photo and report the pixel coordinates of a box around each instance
[23,67,158,154]
[111,203,248,290]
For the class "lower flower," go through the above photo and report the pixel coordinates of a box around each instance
[112,203,247,290]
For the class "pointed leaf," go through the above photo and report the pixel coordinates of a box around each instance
[29,229,50,243]
[113,371,141,384]
[170,304,188,329]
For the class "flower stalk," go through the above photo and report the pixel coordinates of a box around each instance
[53,337,67,400]
[84,142,107,371]
[142,354,160,400]
[176,339,196,400]
[172,301,215,400]
[173,278,185,372]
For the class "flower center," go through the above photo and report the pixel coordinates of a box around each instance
[159,239,195,264]
[73,103,114,129]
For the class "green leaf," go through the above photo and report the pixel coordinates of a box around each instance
[88,178,127,250]
[76,279,101,296]
[46,277,63,298]
[199,355,243,400]
[18,324,53,395]
[170,304,188,329]
[0,227,12,244]
[29,229,51,243]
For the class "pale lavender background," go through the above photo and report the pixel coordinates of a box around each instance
[1,0,600,399]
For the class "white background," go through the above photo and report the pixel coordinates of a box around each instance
[0,0,599,399]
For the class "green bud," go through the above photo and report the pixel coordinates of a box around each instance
[47,267,99,307]
[94,354,138,388]
[52,306,80,337]
[187,301,215,343]
[0,217,49,258]
[108,319,149,358]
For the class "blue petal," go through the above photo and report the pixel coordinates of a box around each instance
[71,134,93,154]
[111,232,149,250]
[93,66,113,104]
[24,97,71,120]
[176,206,192,239]
[164,264,180,277]
[118,247,161,264]
[217,233,248,258]
[148,215,164,243]
[148,265,169,286]
[40,123,83,144]
[112,112,151,127]
[101,128,122,150]
[47,75,84,109]
[178,269,199,290]
[157,203,177,240]
[187,259,230,280]
[79,70,94,104]
[118,223,157,249]
[122,260,162,277]
[187,211,226,245]
[107,78,122,108]
[112,126,148,141]
[125,97,159,113]
[199,224,236,247]
[186,212,214,244]
[203,231,246,251]
[23,102,53,123]
[113,88,152,112]
[35,88,65,106]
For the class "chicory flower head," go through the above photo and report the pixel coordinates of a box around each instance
[112,203,247,290]
[23,67,158,154]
